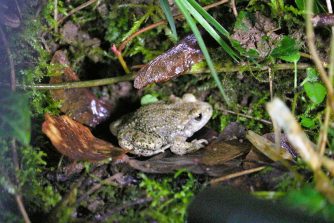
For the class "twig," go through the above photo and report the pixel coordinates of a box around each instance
[268,67,273,100]
[306,0,334,111]
[188,62,310,74]
[17,74,135,90]
[15,194,31,223]
[210,166,265,185]
[326,0,333,13]
[230,0,238,17]
[111,44,130,74]
[327,0,334,83]
[318,99,330,156]
[118,0,229,52]
[54,0,58,32]
[0,25,16,91]
[218,107,272,125]
[12,140,31,223]
[5,63,311,90]
[57,0,98,26]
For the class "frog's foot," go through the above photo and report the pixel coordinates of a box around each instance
[191,139,208,148]
[170,136,208,155]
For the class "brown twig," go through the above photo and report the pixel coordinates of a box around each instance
[57,0,98,26]
[15,194,31,223]
[268,68,273,100]
[210,166,265,185]
[230,0,238,17]
[17,74,135,90]
[319,99,330,156]
[218,107,272,125]
[4,62,311,90]
[54,0,58,32]
[118,0,229,52]
[111,44,130,74]
[306,0,334,111]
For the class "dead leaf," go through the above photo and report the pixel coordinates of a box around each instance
[134,34,204,89]
[200,140,251,166]
[262,133,297,158]
[246,131,294,162]
[50,50,113,127]
[244,132,297,169]
[127,152,241,177]
[42,113,127,161]
[126,123,250,176]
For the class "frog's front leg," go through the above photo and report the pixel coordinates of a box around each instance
[118,130,168,156]
[170,136,208,155]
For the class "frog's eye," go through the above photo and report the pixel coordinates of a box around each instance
[194,113,202,121]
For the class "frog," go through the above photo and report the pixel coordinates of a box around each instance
[110,93,213,156]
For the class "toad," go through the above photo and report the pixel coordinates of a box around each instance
[110,94,213,156]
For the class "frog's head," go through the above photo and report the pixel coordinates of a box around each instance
[181,94,213,137]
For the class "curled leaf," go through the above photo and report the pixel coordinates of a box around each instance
[134,34,204,89]
[246,131,294,162]
[50,51,113,127]
[42,114,126,161]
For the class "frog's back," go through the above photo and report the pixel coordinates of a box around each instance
[129,102,187,134]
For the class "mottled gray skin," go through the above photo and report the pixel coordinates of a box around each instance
[110,94,213,156]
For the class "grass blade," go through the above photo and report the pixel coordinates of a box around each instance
[174,0,231,106]
[159,0,178,39]
[183,0,239,62]
[187,0,230,37]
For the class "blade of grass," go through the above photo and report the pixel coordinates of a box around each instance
[187,0,230,37]
[183,0,239,62]
[159,0,178,39]
[174,0,231,106]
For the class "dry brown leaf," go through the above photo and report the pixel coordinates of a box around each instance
[50,50,113,127]
[127,153,241,177]
[134,34,204,89]
[126,124,249,176]
[200,140,251,166]
[246,131,294,162]
[42,113,127,161]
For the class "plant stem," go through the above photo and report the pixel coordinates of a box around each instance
[11,63,311,90]
[19,74,135,90]
[306,0,334,111]
[318,100,330,156]
[188,62,310,74]
[54,0,58,32]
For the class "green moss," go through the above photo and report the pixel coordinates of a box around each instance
[105,171,197,222]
